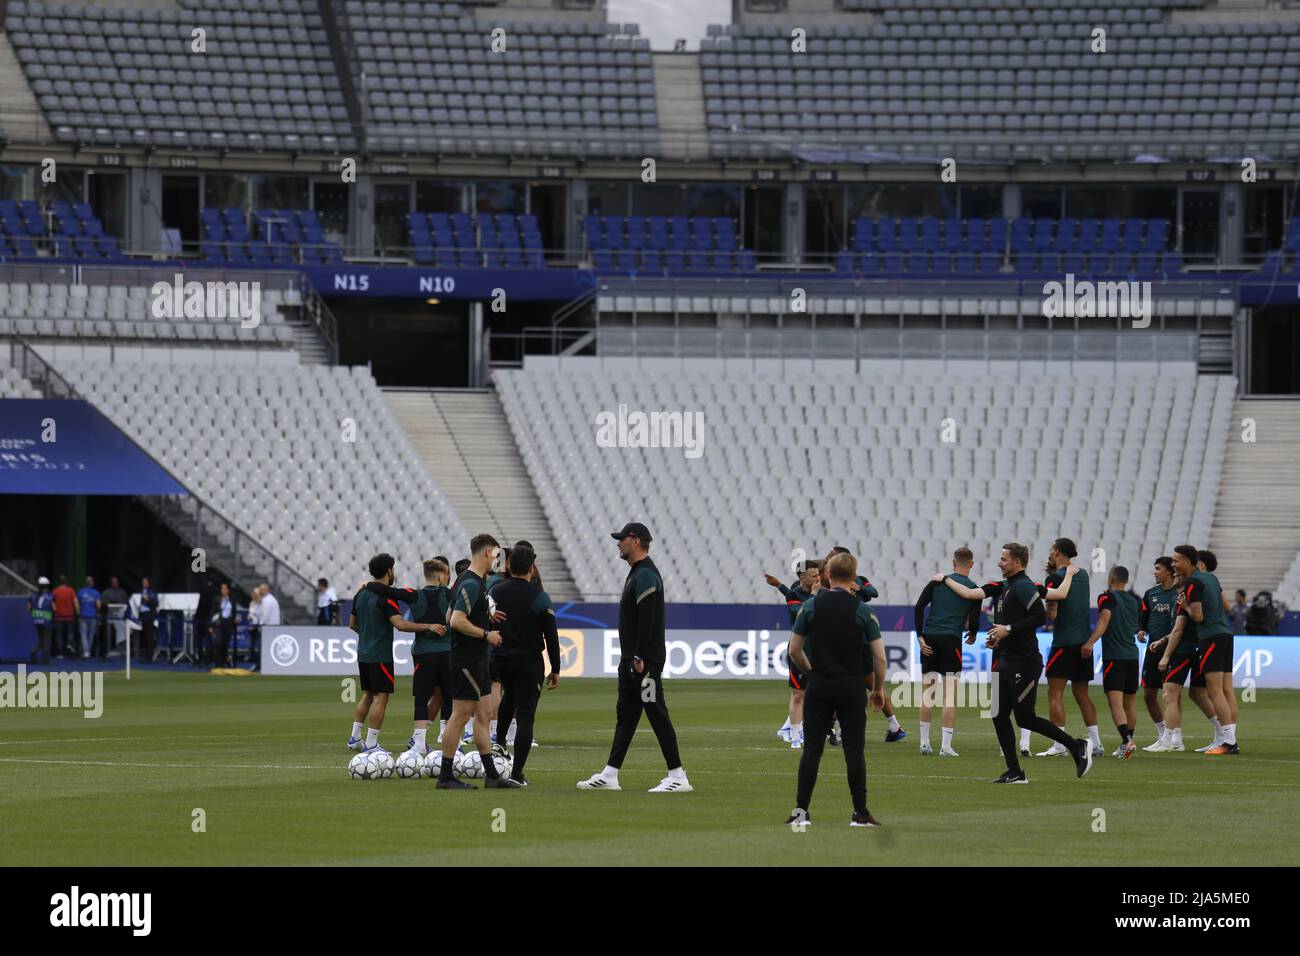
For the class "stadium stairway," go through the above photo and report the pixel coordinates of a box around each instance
[383,388,579,601]
[1208,399,1300,595]
[652,51,708,161]
[0,27,50,142]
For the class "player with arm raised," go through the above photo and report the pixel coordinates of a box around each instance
[1158,549,1220,751]
[764,559,821,747]
[1083,566,1141,758]
[935,543,1092,783]
[913,547,981,756]
[346,553,444,755]
[1038,539,1101,757]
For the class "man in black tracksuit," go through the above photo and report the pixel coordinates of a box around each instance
[490,544,562,784]
[577,522,691,793]
[935,542,1093,784]
[786,552,886,828]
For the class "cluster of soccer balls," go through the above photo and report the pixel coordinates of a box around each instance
[348,748,512,781]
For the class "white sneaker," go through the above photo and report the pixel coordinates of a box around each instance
[790,733,804,749]
[939,747,959,757]
[1092,744,1106,757]
[919,743,933,755]
[576,773,621,791]
[1167,738,1186,752]
[777,725,792,742]
[1111,744,1126,758]
[1196,740,1219,753]
[1144,738,1172,752]
[1036,744,1067,756]
[649,776,693,793]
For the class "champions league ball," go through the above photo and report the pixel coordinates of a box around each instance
[451,749,466,776]
[460,751,484,779]
[422,751,443,778]
[395,751,425,778]
[491,753,512,778]
[349,751,385,780]
[371,751,395,779]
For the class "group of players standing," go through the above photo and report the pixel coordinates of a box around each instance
[345,534,562,789]
[766,536,1242,823]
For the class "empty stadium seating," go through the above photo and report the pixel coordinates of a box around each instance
[0,281,297,346]
[49,357,468,595]
[837,216,1182,277]
[701,2,1300,160]
[496,357,1233,603]
[200,207,343,265]
[407,212,544,268]
[345,0,658,156]
[585,216,756,275]
[5,0,357,151]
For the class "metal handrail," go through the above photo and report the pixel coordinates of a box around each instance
[9,339,317,620]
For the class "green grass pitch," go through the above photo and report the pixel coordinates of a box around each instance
[1,672,1295,866]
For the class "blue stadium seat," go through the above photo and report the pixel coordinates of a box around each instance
[942,218,962,253]
[1032,218,1055,252]
[953,252,975,274]
[1054,219,1078,252]
[1077,219,1100,252]
[1145,219,1169,251]
[979,251,1002,273]
[852,218,872,252]
[1162,251,1182,275]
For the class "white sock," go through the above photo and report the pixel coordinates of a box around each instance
[412,728,427,750]
[792,722,803,738]
[1222,723,1236,745]
[365,727,379,748]
[887,714,901,732]
[941,726,954,751]
[1154,720,1165,738]
[1172,727,1183,743]
[668,766,687,780]
[1020,728,1032,750]
[1211,716,1223,743]
[601,764,619,780]
[1087,725,1101,749]
[919,721,932,748]
[490,719,498,740]
[780,717,791,732]
[350,721,363,739]
[506,718,518,745]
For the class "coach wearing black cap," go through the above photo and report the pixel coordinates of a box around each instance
[577,522,692,793]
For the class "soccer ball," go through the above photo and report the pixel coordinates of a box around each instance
[395,750,425,778]
[422,751,443,778]
[491,753,512,778]
[451,749,466,776]
[371,751,395,779]
[348,751,386,780]
[460,751,484,779]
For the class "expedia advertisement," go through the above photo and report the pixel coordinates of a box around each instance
[260,625,1300,687]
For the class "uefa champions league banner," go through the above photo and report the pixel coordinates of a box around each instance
[258,625,1300,688]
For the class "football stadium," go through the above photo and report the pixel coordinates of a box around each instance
[0,0,1295,910]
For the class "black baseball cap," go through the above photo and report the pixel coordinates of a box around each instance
[611,522,652,543]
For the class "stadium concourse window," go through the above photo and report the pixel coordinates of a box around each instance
[252,176,309,213]
[587,182,631,217]
[628,184,741,221]
[960,186,1003,220]
[805,184,846,260]
[162,174,201,246]
[845,184,960,221]
[204,174,250,213]
[474,180,524,214]
[1020,186,1063,219]
[373,182,410,255]
[1063,186,1177,225]
[1243,186,1290,262]
[744,185,782,257]
[0,164,28,202]
[87,171,126,242]
[312,180,350,250]
[415,180,464,215]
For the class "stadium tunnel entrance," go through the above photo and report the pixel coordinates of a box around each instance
[1248,306,1300,394]
[330,296,580,387]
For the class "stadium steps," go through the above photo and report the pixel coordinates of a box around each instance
[1208,399,1300,594]
[383,388,580,601]
[0,29,51,143]
[282,306,330,365]
[652,52,707,161]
